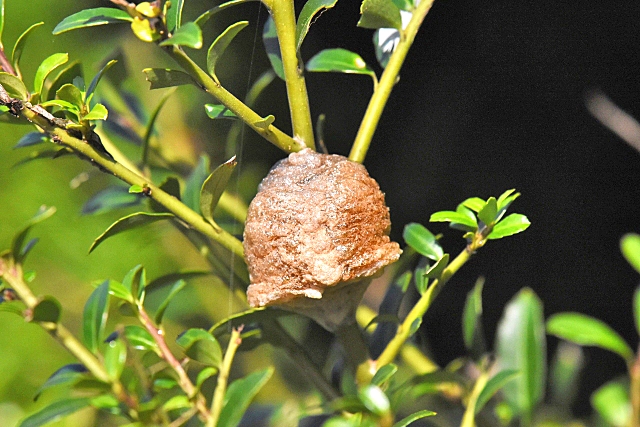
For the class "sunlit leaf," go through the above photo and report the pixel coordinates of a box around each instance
[34,364,89,401]
[19,397,92,427]
[195,0,259,27]
[263,17,284,80]
[424,254,449,280]
[296,0,338,51]
[359,385,390,416]
[143,68,196,89]
[430,210,478,230]
[159,22,202,49]
[621,233,640,275]
[83,103,108,121]
[496,189,520,220]
[371,364,397,387]
[462,277,484,352]
[635,287,640,337]
[475,369,520,413]
[31,296,61,323]
[307,48,376,80]
[183,155,210,212]
[53,8,132,34]
[46,61,83,103]
[33,53,69,96]
[207,21,248,78]
[488,214,530,239]
[89,212,174,253]
[591,380,631,427]
[547,312,634,362]
[462,197,485,212]
[82,186,142,215]
[196,367,217,390]
[86,59,117,103]
[495,288,546,420]
[204,104,237,119]
[358,0,402,30]
[105,280,133,303]
[200,156,237,226]
[122,265,146,303]
[131,16,159,42]
[402,223,443,261]
[0,72,29,100]
[55,84,83,109]
[103,338,127,381]
[217,367,274,427]
[14,132,48,149]
[477,197,497,226]
[176,328,222,367]
[154,279,186,325]
[392,410,436,427]
[163,395,191,411]
[166,0,184,31]
[122,325,158,352]
[11,22,44,78]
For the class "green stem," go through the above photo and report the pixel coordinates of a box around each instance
[371,246,472,371]
[165,46,305,153]
[262,0,316,149]
[13,102,245,260]
[208,328,243,427]
[0,258,137,411]
[349,0,436,163]
[460,370,490,427]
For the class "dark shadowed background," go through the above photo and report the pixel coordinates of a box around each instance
[1,0,640,423]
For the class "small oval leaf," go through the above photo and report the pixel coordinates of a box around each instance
[159,22,203,49]
[262,17,285,80]
[53,8,133,35]
[31,296,62,323]
[82,186,142,215]
[307,48,375,79]
[296,0,338,51]
[89,212,174,253]
[402,223,443,261]
[33,53,69,96]
[0,72,29,100]
[166,0,184,32]
[11,22,44,78]
[207,21,248,78]
[358,0,402,30]
[143,68,196,89]
[176,328,222,367]
[216,367,274,427]
[621,233,640,275]
[200,156,237,225]
[83,103,108,121]
[591,380,631,427]
[547,312,634,362]
[19,397,92,427]
[204,104,237,119]
[83,280,110,353]
[488,213,530,239]
[34,364,89,401]
[154,279,187,325]
[14,132,48,149]
[475,369,520,414]
[123,325,159,353]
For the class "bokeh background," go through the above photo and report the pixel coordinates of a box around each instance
[1,0,640,425]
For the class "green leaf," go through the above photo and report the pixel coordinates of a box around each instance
[128,185,143,194]
[392,410,436,427]
[496,189,520,220]
[166,0,184,32]
[183,155,210,212]
[475,369,520,414]
[55,84,83,109]
[46,61,83,103]
[131,16,159,42]
[142,89,174,166]
[371,364,397,387]
[635,286,640,336]
[143,68,196,89]
[122,265,146,303]
[359,385,390,416]
[146,271,210,293]
[477,197,497,226]
[195,0,259,27]
[53,8,133,34]
[488,214,530,239]
[358,0,402,30]
[82,186,142,215]
[402,223,443,261]
[462,197,486,212]
[122,325,158,352]
[204,104,237,119]
[176,328,222,367]
[196,367,217,390]
[83,103,108,121]
[14,132,48,149]
[33,53,69,96]
[200,156,237,225]
[462,277,484,352]
[549,342,584,407]
[11,205,56,264]
[13,148,71,167]
[31,296,61,323]
[83,280,110,353]
[307,48,376,80]
[495,288,546,420]
[34,364,89,401]
[104,338,127,381]
[621,233,640,275]
[296,0,338,51]
[591,380,631,427]
[38,99,78,113]
[424,253,449,280]
[19,397,92,427]
[254,115,275,129]
[163,395,191,411]
[547,312,634,362]
[154,279,186,325]
[86,59,117,103]
[89,212,174,253]
[11,22,44,78]
[217,367,274,427]
[159,22,203,49]
[106,280,133,303]
[207,21,248,78]
[0,72,29,100]
[409,317,422,337]
[262,17,285,80]
[430,210,478,230]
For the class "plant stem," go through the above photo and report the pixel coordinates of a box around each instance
[371,246,472,371]
[348,0,436,163]
[262,0,316,149]
[137,305,211,420]
[0,257,138,411]
[8,99,245,261]
[165,46,306,153]
[460,370,490,427]
[208,327,243,427]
